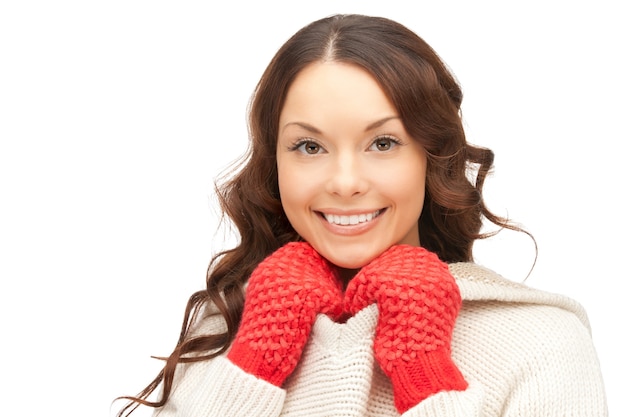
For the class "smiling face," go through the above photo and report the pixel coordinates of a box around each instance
[276,61,427,272]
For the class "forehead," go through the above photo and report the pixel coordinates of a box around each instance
[280,61,398,126]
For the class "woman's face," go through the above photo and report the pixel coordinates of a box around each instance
[276,61,427,270]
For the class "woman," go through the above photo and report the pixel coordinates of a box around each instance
[117,14,607,416]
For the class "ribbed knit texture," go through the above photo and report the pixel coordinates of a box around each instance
[344,245,468,413]
[153,262,608,417]
[227,242,343,386]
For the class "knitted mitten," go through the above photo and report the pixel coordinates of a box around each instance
[344,245,468,413]
[227,242,343,386]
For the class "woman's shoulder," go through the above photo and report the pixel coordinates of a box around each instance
[449,262,607,415]
[186,296,229,339]
[448,262,591,330]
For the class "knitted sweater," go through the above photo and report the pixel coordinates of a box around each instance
[153,262,608,416]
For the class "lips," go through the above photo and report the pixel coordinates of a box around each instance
[322,209,382,225]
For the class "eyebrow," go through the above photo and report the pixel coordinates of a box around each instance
[281,116,400,134]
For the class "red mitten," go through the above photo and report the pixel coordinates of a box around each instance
[227,242,343,386]
[344,245,468,413]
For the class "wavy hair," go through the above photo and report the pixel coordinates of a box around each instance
[116,13,528,415]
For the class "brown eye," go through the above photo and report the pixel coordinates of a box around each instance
[303,142,321,154]
[370,136,399,152]
[292,140,325,155]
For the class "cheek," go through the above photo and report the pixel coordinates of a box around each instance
[398,178,426,212]
[384,156,427,201]
[277,164,292,208]
[388,161,427,222]
[277,161,308,220]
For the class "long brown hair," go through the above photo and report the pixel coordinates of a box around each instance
[116,14,527,415]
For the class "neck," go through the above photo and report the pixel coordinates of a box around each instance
[336,266,359,289]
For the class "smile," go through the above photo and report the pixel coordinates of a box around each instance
[322,210,382,225]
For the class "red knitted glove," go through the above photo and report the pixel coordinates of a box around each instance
[344,245,468,413]
[227,242,343,387]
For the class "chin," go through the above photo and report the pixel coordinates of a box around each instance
[307,239,392,270]
[324,252,379,270]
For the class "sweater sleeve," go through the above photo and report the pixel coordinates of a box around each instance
[402,302,608,417]
[153,356,285,417]
[152,301,286,417]
[400,384,486,416]
[499,305,608,416]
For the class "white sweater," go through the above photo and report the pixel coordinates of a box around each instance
[153,262,608,416]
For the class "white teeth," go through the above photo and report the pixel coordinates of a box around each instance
[324,210,380,225]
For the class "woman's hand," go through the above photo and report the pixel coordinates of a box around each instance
[227,242,343,386]
[344,245,468,413]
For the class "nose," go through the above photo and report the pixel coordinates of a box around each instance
[325,153,368,198]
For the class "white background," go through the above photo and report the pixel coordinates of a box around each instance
[1,1,623,416]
